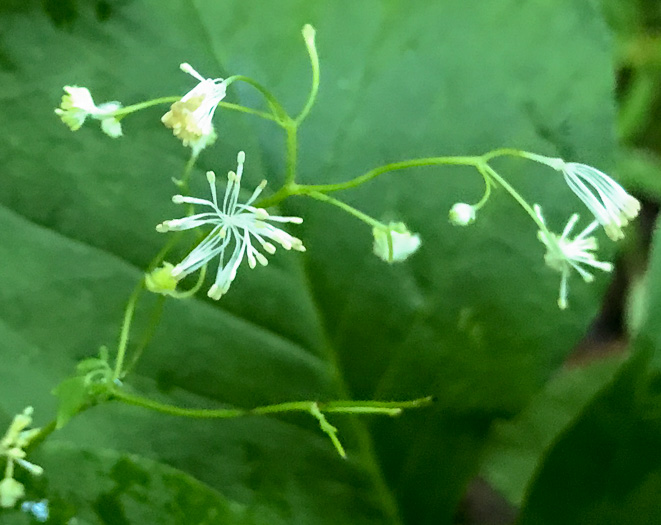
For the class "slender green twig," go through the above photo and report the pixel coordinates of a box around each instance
[110,387,432,419]
[305,191,385,229]
[284,122,298,185]
[112,96,180,118]
[296,24,320,125]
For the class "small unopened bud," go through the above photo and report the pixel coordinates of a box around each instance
[449,203,476,226]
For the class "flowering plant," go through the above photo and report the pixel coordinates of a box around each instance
[1,2,657,524]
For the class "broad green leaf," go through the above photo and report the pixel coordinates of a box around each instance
[481,355,626,506]
[0,1,616,523]
[518,219,661,524]
[0,443,259,524]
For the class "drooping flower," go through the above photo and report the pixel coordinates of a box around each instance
[161,63,228,156]
[448,202,476,226]
[373,221,421,263]
[534,205,613,310]
[0,407,43,508]
[156,151,305,300]
[55,86,123,138]
[531,156,640,241]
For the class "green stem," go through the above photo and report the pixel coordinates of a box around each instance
[480,162,548,234]
[111,96,275,123]
[299,156,482,194]
[124,296,166,375]
[227,75,289,123]
[112,283,143,381]
[111,387,432,419]
[473,164,493,210]
[285,122,298,185]
[116,153,198,380]
[296,24,320,125]
[305,191,385,229]
[112,96,180,118]
[219,101,277,122]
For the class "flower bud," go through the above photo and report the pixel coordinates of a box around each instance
[373,222,421,263]
[449,203,476,226]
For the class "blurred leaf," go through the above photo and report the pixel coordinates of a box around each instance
[518,218,661,524]
[0,443,259,525]
[0,0,616,523]
[481,355,626,507]
[616,147,661,200]
[52,377,87,429]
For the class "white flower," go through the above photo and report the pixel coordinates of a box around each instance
[156,151,305,300]
[373,222,421,263]
[161,62,228,156]
[0,407,43,509]
[535,205,613,310]
[537,157,640,241]
[448,203,476,226]
[55,86,123,138]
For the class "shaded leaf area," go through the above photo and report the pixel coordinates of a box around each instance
[0,206,390,524]
[0,1,616,523]
[518,220,661,525]
[481,355,626,507]
[0,443,261,525]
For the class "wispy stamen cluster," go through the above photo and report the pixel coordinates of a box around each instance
[157,152,305,300]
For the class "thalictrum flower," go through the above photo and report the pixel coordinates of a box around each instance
[532,156,640,241]
[0,407,43,508]
[373,222,421,263]
[156,152,305,300]
[535,205,613,310]
[54,86,122,137]
[161,62,228,155]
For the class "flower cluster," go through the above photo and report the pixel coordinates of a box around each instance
[55,86,123,137]
[161,63,228,156]
[156,152,305,300]
[0,407,43,508]
[534,205,613,309]
[532,158,639,308]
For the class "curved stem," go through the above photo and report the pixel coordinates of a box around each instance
[218,101,277,122]
[112,96,180,119]
[284,122,298,185]
[227,75,289,123]
[305,191,384,229]
[124,296,166,375]
[111,96,275,123]
[112,283,143,381]
[473,164,493,210]
[296,25,320,125]
[111,387,432,419]
[480,162,549,235]
[301,156,482,194]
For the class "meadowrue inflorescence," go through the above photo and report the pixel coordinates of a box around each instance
[55,86,123,138]
[156,151,305,300]
[373,222,421,263]
[161,62,228,156]
[528,155,641,241]
[0,407,43,509]
[534,205,614,310]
